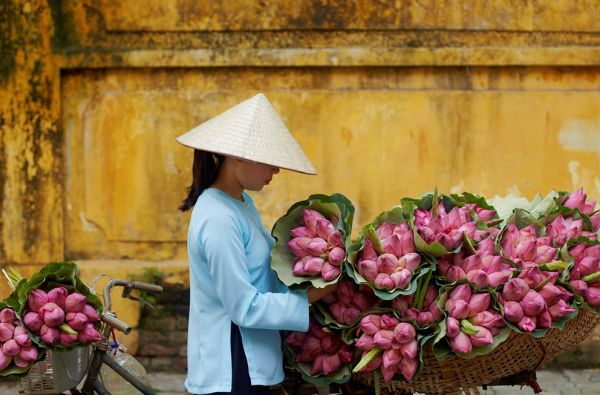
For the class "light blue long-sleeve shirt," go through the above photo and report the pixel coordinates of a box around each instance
[185,187,309,394]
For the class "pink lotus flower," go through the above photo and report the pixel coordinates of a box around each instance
[2,339,20,356]
[564,188,597,215]
[520,290,546,316]
[449,332,472,354]
[328,247,345,267]
[23,311,43,332]
[321,262,341,281]
[373,330,394,350]
[0,308,16,324]
[19,346,39,362]
[356,333,375,350]
[13,355,28,368]
[400,357,418,381]
[360,315,381,335]
[284,332,305,347]
[40,302,65,327]
[0,323,14,342]
[517,316,536,332]
[27,289,48,312]
[0,351,12,370]
[393,322,416,344]
[316,220,336,240]
[322,353,341,375]
[47,287,69,309]
[40,325,60,344]
[77,323,102,344]
[288,237,312,257]
[66,312,89,332]
[65,292,87,313]
[446,317,461,337]
[468,293,491,316]
[357,259,378,282]
[469,326,494,347]
[382,348,403,369]
[302,209,327,234]
[503,301,524,322]
[13,326,31,347]
[548,300,575,320]
[502,278,530,301]
[290,226,313,238]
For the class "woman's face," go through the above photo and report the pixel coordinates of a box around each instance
[235,159,280,191]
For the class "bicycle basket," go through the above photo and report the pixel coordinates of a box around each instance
[21,347,89,394]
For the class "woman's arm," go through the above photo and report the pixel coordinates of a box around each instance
[200,213,309,332]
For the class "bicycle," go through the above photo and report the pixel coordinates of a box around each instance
[22,279,164,395]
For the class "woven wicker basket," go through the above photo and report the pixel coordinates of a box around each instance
[357,308,600,395]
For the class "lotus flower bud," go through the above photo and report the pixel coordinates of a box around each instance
[470,311,504,328]
[321,335,341,354]
[47,287,69,309]
[2,339,20,356]
[518,267,544,289]
[338,347,353,363]
[13,355,29,368]
[328,230,345,249]
[549,300,576,320]
[382,365,396,383]
[303,257,325,276]
[284,331,305,347]
[374,273,396,291]
[65,292,87,313]
[377,254,398,274]
[468,293,491,316]
[302,209,326,233]
[0,323,14,342]
[503,301,524,323]
[400,340,418,359]
[328,247,345,267]
[393,322,416,344]
[316,219,335,240]
[373,330,394,350]
[382,348,403,369]
[357,259,378,282]
[78,323,102,344]
[19,346,39,362]
[66,312,89,332]
[292,258,307,276]
[310,354,325,376]
[360,315,381,335]
[40,302,65,327]
[362,240,378,260]
[13,326,31,347]
[342,307,361,325]
[449,332,472,354]
[356,333,375,350]
[535,245,558,264]
[399,253,421,272]
[380,314,400,330]
[449,284,472,303]
[353,291,374,312]
[469,326,493,347]
[40,325,60,344]
[321,262,341,281]
[23,311,43,332]
[586,287,600,308]
[569,280,589,296]
[538,283,565,306]
[322,353,342,375]
[446,317,461,338]
[0,308,16,324]
[517,316,536,332]
[288,237,312,257]
[537,309,552,329]
[417,311,434,326]
[488,270,512,288]
[28,289,48,312]
[400,357,418,381]
[520,290,546,317]
[447,266,467,282]
[466,270,489,289]
[502,278,530,302]
[0,351,12,370]
[290,226,313,238]
[382,233,403,257]
[390,269,411,289]
[306,238,328,256]
[445,299,470,320]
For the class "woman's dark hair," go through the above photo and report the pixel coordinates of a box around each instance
[179,150,224,212]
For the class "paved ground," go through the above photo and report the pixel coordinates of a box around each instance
[1,370,599,394]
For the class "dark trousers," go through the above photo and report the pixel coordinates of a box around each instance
[203,323,269,395]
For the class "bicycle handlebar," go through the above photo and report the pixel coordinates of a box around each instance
[101,313,132,334]
[103,279,163,311]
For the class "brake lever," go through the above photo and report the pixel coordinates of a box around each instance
[121,286,155,309]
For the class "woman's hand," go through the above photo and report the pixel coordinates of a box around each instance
[307,283,338,303]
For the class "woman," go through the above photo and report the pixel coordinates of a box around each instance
[176,94,336,395]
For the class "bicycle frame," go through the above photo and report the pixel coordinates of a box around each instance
[78,279,162,395]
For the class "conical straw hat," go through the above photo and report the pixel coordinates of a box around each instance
[176,93,317,175]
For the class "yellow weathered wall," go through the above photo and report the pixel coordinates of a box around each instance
[2,0,600,354]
